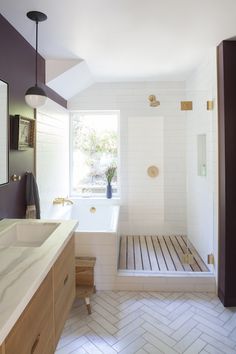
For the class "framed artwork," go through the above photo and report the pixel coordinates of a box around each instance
[10,115,35,150]
[0,78,9,185]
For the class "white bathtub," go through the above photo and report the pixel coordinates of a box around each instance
[46,203,119,233]
[45,202,120,289]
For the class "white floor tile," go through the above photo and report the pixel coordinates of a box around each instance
[57,291,236,354]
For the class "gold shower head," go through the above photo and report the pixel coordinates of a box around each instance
[148,95,160,107]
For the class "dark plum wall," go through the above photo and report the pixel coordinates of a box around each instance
[0,14,66,218]
[218,40,236,306]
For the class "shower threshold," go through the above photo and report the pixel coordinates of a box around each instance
[118,235,210,273]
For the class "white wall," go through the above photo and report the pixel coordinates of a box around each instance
[185,49,218,273]
[36,99,69,218]
[126,116,164,234]
[69,82,187,235]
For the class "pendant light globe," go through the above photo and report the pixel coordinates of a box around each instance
[25,85,47,108]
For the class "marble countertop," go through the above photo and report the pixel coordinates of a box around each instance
[0,218,78,345]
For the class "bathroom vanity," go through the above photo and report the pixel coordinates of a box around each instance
[0,219,78,354]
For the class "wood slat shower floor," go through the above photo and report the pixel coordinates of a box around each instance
[119,235,209,272]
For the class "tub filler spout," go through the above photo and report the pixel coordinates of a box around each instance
[53,197,74,206]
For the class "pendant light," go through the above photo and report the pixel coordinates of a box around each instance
[25,11,47,108]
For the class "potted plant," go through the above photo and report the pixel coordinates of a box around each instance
[105,166,116,199]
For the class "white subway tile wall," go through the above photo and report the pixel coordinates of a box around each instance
[36,100,70,218]
[68,82,187,236]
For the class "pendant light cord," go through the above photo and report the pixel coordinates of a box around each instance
[35,20,38,86]
[25,11,47,108]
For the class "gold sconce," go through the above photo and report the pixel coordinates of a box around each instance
[148,95,160,107]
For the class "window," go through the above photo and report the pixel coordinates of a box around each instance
[70,111,119,196]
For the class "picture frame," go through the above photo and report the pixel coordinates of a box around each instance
[10,115,35,150]
[0,78,9,186]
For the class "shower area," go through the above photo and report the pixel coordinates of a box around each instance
[118,112,215,273]
[117,50,217,279]
[118,111,215,275]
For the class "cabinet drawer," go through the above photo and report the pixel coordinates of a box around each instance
[5,271,54,354]
[54,236,75,344]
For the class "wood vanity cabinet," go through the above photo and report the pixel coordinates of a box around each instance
[5,271,54,354]
[2,236,75,353]
[53,236,75,344]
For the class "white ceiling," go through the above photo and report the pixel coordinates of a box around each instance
[1,0,236,93]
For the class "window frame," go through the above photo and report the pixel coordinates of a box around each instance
[69,110,120,198]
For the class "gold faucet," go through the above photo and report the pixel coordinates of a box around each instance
[53,197,74,206]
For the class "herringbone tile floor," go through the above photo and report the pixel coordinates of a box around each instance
[56,291,236,354]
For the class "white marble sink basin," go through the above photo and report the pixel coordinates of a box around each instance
[0,222,60,247]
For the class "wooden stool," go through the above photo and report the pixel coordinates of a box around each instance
[75,257,96,314]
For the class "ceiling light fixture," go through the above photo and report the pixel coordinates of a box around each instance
[25,11,47,109]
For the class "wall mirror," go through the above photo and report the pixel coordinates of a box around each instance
[0,79,9,185]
